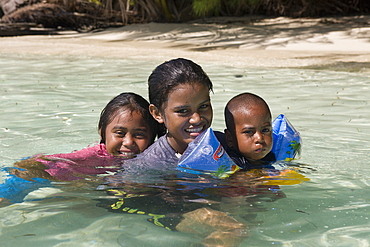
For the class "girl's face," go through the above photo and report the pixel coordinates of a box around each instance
[226,105,272,163]
[151,83,213,154]
[104,110,153,158]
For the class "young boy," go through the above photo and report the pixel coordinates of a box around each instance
[223,92,276,169]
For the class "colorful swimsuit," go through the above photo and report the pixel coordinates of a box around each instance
[0,143,122,203]
[36,143,122,181]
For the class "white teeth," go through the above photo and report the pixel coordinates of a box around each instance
[118,151,135,156]
[185,127,203,133]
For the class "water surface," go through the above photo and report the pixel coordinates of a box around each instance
[0,53,369,246]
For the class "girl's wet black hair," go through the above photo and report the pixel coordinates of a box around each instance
[148,58,213,136]
[98,92,159,144]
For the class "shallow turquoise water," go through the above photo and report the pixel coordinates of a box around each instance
[0,53,369,246]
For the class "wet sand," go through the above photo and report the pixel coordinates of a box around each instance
[1,16,370,72]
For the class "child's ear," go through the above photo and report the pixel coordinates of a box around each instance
[225,129,234,148]
[98,129,104,143]
[149,104,164,123]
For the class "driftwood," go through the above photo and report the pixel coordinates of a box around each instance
[1,3,80,28]
[0,0,141,35]
[0,22,57,35]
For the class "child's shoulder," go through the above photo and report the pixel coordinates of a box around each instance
[44,143,107,159]
[140,135,174,157]
[128,135,179,169]
[230,151,276,170]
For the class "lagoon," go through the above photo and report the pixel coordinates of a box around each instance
[0,53,369,246]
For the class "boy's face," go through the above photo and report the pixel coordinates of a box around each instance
[151,83,213,154]
[104,110,153,158]
[226,105,272,162]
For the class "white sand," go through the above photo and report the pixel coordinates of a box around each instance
[1,16,370,71]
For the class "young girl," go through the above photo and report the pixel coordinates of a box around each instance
[1,92,159,203]
[121,58,214,171]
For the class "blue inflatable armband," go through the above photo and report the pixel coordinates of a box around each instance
[178,128,240,178]
[0,173,52,203]
[272,114,301,161]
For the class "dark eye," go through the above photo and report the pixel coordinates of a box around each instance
[176,109,188,114]
[243,130,255,135]
[199,104,210,111]
[115,131,126,137]
[134,132,147,139]
[262,127,272,134]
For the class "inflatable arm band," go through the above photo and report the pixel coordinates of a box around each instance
[177,128,239,178]
[177,114,301,176]
[271,114,301,161]
[0,172,51,203]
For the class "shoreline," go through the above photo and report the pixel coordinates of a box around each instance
[1,16,370,72]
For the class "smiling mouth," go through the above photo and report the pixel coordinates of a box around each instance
[185,126,204,137]
[118,151,137,157]
[185,126,203,133]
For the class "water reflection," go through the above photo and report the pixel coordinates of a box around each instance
[1,53,369,246]
[92,161,308,246]
[1,150,309,246]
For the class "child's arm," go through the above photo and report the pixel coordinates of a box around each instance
[13,156,54,181]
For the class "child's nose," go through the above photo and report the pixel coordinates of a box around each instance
[189,112,201,124]
[122,134,134,146]
[255,132,264,142]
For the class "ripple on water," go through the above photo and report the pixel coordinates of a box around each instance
[0,54,370,246]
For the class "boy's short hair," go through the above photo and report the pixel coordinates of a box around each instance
[224,92,271,133]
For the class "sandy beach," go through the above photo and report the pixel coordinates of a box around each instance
[1,15,370,72]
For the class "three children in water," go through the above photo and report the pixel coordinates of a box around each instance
[124,58,274,171]
[9,57,276,184]
[1,57,283,246]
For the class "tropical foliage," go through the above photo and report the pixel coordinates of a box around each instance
[99,0,370,23]
[117,0,370,23]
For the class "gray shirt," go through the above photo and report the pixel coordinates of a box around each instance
[105,135,179,184]
[118,135,180,176]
